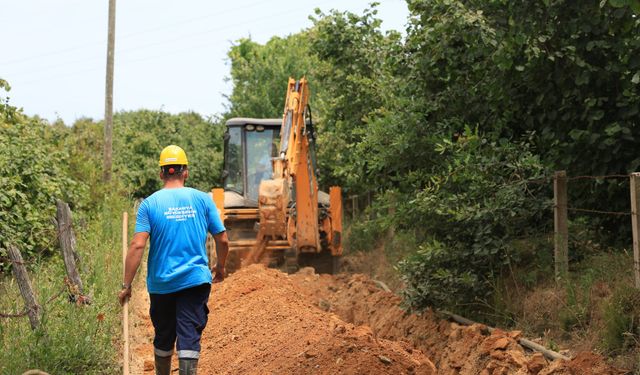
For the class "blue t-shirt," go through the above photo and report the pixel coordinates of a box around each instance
[135,187,226,294]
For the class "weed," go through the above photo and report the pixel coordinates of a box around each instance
[601,286,640,354]
[0,195,130,375]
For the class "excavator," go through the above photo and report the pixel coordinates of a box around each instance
[211,78,342,274]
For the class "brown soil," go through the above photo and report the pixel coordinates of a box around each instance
[198,265,434,374]
[129,265,629,374]
[290,270,629,375]
[128,266,157,375]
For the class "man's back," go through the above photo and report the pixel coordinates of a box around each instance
[120,145,230,375]
[136,187,225,294]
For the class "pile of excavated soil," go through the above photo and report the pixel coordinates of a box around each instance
[290,270,628,375]
[130,265,627,374]
[197,265,435,374]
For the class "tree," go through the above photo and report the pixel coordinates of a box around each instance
[224,34,321,119]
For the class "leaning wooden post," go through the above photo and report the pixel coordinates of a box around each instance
[7,245,40,330]
[56,200,83,295]
[630,173,640,289]
[352,195,358,220]
[122,212,130,375]
[554,171,569,283]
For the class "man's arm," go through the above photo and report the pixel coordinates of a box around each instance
[118,232,149,305]
[212,231,229,283]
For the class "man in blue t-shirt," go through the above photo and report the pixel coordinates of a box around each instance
[118,145,229,375]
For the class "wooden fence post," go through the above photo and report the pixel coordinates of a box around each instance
[7,245,40,330]
[56,200,83,295]
[554,171,569,282]
[630,173,640,289]
[122,212,130,375]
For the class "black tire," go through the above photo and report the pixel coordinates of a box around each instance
[298,251,340,275]
[225,251,241,274]
[284,248,299,274]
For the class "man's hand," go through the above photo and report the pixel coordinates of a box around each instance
[119,232,148,307]
[118,287,132,306]
[212,231,229,284]
[212,264,225,283]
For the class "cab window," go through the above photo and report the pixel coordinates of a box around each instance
[246,128,279,201]
[224,127,243,194]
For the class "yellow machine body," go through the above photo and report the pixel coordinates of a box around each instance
[211,78,342,273]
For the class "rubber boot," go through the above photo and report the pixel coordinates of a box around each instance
[179,358,198,375]
[154,354,171,375]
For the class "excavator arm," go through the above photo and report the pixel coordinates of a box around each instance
[277,78,319,251]
[248,78,342,271]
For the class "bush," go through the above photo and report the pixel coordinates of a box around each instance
[112,110,224,197]
[398,130,550,311]
[399,239,480,309]
[345,216,387,253]
[0,82,86,265]
[62,110,225,199]
[602,286,640,354]
[0,195,128,374]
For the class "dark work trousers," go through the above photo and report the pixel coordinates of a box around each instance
[149,283,211,359]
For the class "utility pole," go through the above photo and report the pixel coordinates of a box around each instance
[103,0,116,183]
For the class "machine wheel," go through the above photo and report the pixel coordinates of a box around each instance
[225,251,241,274]
[298,251,340,275]
[284,249,299,274]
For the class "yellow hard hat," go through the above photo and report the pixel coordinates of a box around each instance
[159,145,188,166]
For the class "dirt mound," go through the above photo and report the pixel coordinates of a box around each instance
[198,265,435,374]
[130,265,626,374]
[290,270,627,375]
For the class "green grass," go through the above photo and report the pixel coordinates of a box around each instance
[0,195,130,375]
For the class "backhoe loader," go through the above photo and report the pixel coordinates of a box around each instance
[211,78,342,274]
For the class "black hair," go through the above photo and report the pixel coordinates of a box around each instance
[161,164,187,179]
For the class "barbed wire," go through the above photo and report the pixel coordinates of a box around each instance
[344,173,637,200]
[0,257,32,265]
[0,222,74,267]
[0,280,68,319]
[525,174,633,184]
[522,177,552,185]
[566,207,632,216]
[0,208,85,320]
[567,174,631,181]
[553,204,632,216]
[345,174,640,220]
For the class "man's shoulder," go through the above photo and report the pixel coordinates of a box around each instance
[144,187,208,203]
[184,187,210,200]
[141,190,164,203]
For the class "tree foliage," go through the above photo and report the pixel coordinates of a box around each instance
[306,0,640,309]
[0,82,85,264]
[112,110,223,197]
[0,82,223,265]
[224,34,321,119]
[222,0,640,310]
[3,0,639,312]
[397,131,549,309]
[310,6,402,191]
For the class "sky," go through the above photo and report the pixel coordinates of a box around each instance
[0,0,409,124]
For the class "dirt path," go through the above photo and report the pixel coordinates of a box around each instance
[129,265,626,374]
[128,265,156,374]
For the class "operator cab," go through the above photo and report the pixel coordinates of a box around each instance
[223,118,281,208]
